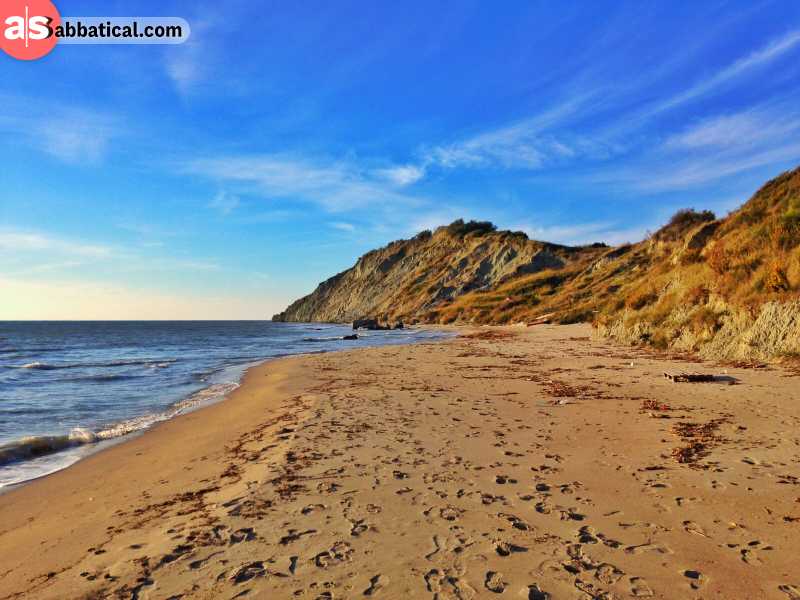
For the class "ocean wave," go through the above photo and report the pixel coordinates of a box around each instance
[0,382,239,468]
[65,374,142,383]
[2,346,64,353]
[0,429,98,465]
[301,336,354,342]
[16,358,178,371]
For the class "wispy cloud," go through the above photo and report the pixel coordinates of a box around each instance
[644,29,800,118]
[162,10,216,94]
[140,257,221,272]
[375,164,425,186]
[0,97,120,165]
[165,52,204,94]
[636,143,800,192]
[330,221,355,232]
[0,230,114,258]
[597,99,800,193]
[664,103,800,150]
[517,221,648,246]
[209,190,240,215]
[419,95,612,171]
[37,110,118,164]
[405,207,469,234]
[182,154,426,213]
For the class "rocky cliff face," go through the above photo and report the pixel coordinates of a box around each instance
[274,167,800,360]
[272,221,604,324]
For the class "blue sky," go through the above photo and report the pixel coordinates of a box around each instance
[2,1,800,318]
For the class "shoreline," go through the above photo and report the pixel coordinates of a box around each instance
[1,324,799,599]
[0,326,451,492]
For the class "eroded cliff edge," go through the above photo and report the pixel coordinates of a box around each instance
[274,167,800,360]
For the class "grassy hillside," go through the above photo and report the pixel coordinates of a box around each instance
[273,220,606,324]
[275,166,800,359]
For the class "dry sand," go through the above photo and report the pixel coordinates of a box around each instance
[1,324,800,599]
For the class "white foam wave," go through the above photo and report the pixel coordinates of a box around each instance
[0,382,239,473]
[17,358,178,371]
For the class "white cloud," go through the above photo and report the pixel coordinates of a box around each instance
[420,94,617,172]
[165,53,202,93]
[182,154,426,213]
[664,105,800,150]
[0,94,120,165]
[644,143,800,192]
[209,190,240,215]
[37,111,117,164]
[405,207,468,234]
[134,257,221,272]
[646,29,800,117]
[330,222,355,232]
[376,164,425,186]
[0,230,114,258]
[518,221,647,246]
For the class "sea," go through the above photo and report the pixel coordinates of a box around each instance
[0,321,444,489]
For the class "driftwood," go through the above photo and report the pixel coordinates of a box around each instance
[664,372,715,383]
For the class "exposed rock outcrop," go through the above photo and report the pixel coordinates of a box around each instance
[272,223,600,325]
[273,167,800,360]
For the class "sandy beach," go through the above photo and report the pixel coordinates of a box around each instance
[1,324,799,599]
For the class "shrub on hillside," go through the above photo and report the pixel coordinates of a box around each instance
[765,262,790,292]
[446,219,497,237]
[773,204,800,249]
[691,307,722,334]
[679,248,703,265]
[625,287,658,310]
[668,208,716,229]
[656,208,716,241]
[707,241,732,275]
[684,285,709,305]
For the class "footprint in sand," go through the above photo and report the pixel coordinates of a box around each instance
[484,571,507,593]
[725,539,773,565]
[188,551,224,570]
[779,584,800,600]
[314,541,354,568]
[425,568,476,598]
[595,563,624,585]
[229,561,266,584]
[624,542,673,555]
[629,576,654,597]
[498,512,532,531]
[494,540,527,556]
[280,528,317,545]
[301,503,326,515]
[525,584,550,599]
[229,527,257,544]
[574,578,612,598]
[682,521,709,537]
[439,506,465,521]
[349,519,369,537]
[495,475,518,484]
[683,569,705,590]
[364,574,389,596]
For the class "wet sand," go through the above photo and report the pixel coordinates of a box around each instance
[1,324,799,599]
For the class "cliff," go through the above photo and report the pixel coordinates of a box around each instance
[274,167,800,360]
[273,220,605,323]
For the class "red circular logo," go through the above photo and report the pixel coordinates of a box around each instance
[0,0,60,60]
